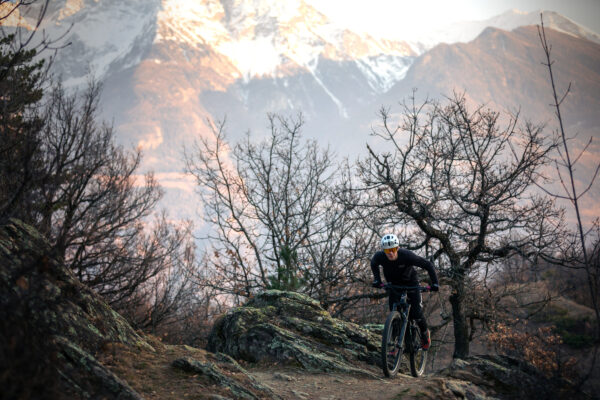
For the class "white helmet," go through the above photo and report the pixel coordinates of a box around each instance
[381,234,399,249]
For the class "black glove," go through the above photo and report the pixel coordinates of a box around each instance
[372,280,384,288]
[430,283,439,292]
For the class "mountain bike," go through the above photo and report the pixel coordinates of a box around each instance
[380,284,431,378]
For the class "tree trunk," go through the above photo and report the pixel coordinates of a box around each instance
[449,280,470,359]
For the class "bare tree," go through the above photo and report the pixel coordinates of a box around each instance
[2,34,196,340]
[184,113,372,306]
[115,219,197,335]
[2,76,197,323]
[537,15,600,335]
[536,14,600,390]
[0,0,202,346]
[348,93,565,358]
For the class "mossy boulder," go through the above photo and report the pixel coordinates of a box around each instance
[0,220,298,399]
[0,219,148,399]
[0,219,152,351]
[207,290,381,374]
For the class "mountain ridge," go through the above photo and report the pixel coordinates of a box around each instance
[419,9,600,48]
[5,2,599,222]
[385,25,600,134]
[22,3,597,90]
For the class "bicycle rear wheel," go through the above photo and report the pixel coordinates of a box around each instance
[381,311,406,377]
[409,324,427,377]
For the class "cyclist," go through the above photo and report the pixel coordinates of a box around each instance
[371,233,439,350]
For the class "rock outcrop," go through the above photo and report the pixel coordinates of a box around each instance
[207,290,382,374]
[171,353,281,400]
[206,290,593,399]
[0,219,277,399]
[0,219,147,399]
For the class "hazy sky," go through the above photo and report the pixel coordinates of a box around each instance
[307,0,600,39]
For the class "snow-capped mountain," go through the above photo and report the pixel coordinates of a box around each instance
[26,2,597,121]
[6,1,599,223]
[35,3,599,93]
[30,0,161,88]
[157,0,414,90]
[36,0,414,94]
[9,2,596,99]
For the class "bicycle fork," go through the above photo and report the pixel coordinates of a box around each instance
[392,304,411,352]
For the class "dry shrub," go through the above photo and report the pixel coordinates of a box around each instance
[488,322,577,380]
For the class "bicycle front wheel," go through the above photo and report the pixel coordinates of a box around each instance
[381,311,406,377]
[409,324,427,377]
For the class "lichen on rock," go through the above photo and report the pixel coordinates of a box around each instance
[207,289,381,375]
[0,219,150,398]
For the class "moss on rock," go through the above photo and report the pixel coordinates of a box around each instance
[207,289,381,375]
[0,219,150,398]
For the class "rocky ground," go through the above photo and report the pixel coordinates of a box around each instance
[94,334,456,400]
[1,219,595,400]
[247,367,472,400]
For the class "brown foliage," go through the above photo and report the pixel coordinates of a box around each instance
[488,322,577,380]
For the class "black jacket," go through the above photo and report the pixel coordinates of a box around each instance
[370,249,438,286]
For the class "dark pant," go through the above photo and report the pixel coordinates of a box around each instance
[388,288,428,333]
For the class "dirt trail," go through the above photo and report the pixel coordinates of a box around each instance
[247,366,454,400]
[98,335,460,400]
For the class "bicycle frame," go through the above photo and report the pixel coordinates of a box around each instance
[391,289,410,313]
[390,289,411,350]
[381,284,430,378]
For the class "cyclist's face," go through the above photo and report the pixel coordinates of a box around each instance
[384,247,398,260]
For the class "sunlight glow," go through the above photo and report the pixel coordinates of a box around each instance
[304,0,493,40]
[304,0,600,39]
[219,36,281,80]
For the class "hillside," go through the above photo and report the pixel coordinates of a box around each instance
[1,219,592,399]
[385,25,600,134]
[380,25,600,222]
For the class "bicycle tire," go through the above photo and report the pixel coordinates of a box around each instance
[409,324,427,377]
[381,311,406,377]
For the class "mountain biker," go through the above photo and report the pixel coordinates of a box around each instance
[371,233,439,350]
